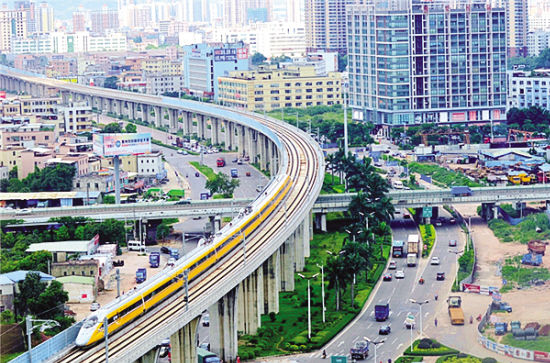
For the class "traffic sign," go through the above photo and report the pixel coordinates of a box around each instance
[331,356,347,363]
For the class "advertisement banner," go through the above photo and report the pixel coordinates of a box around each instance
[463,283,480,293]
[93,133,151,157]
[452,112,466,122]
[513,348,534,361]
[0,91,6,99]
[480,286,490,295]
[534,351,550,363]
[87,234,100,255]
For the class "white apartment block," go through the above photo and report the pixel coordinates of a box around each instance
[527,31,550,57]
[137,151,166,178]
[507,70,550,111]
[0,9,27,52]
[145,75,184,95]
[11,32,127,54]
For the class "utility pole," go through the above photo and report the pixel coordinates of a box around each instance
[316,264,325,323]
[115,269,121,298]
[343,81,349,155]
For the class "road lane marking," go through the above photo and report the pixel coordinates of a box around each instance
[425,312,430,317]
[338,341,345,347]
[397,343,403,349]
[391,337,398,344]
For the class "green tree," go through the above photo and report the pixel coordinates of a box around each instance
[270,55,291,66]
[17,251,52,273]
[125,123,137,133]
[156,223,171,241]
[98,219,125,244]
[9,166,17,179]
[338,54,348,72]
[325,255,349,311]
[29,280,68,319]
[15,272,46,317]
[103,195,115,204]
[206,172,240,197]
[103,76,119,89]
[102,122,122,133]
[251,52,267,65]
[55,225,70,241]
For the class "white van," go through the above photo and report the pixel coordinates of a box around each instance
[128,240,146,252]
[392,180,404,189]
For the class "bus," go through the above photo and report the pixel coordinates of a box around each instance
[197,347,221,363]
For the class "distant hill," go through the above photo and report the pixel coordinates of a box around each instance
[49,0,118,20]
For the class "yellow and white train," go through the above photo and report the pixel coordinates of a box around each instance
[75,174,292,347]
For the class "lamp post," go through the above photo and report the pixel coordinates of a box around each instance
[298,273,319,340]
[345,229,356,243]
[343,80,349,155]
[316,263,325,323]
[365,338,385,363]
[449,249,464,290]
[409,299,429,337]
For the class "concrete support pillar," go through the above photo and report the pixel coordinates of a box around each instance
[238,125,246,156]
[153,106,161,127]
[211,118,220,145]
[249,130,258,164]
[279,237,295,292]
[115,100,122,116]
[302,217,311,258]
[431,207,439,220]
[315,213,327,232]
[258,135,267,170]
[546,201,550,214]
[133,349,157,363]
[129,102,136,121]
[480,203,497,221]
[197,114,205,140]
[262,250,280,314]
[181,112,190,136]
[209,288,239,362]
[225,121,234,151]
[268,141,276,177]
[61,91,70,105]
[237,268,263,335]
[168,108,177,131]
[170,316,200,363]
[294,227,305,272]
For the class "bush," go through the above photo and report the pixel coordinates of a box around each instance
[1,310,15,324]
[269,312,276,322]
[481,358,497,363]
[418,338,435,349]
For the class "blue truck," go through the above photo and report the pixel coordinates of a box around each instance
[230,168,238,178]
[495,322,508,335]
[375,304,390,321]
[136,268,147,283]
[149,252,160,268]
[392,240,404,257]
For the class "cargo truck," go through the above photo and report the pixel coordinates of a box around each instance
[406,253,417,267]
[350,340,369,360]
[451,186,472,196]
[392,240,404,258]
[374,304,390,321]
[149,252,160,268]
[136,268,147,283]
[447,296,465,325]
[407,234,419,257]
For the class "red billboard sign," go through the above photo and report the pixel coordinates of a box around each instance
[463,283,480,293]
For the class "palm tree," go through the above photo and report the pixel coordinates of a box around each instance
[343,241,374,284]
[326,255,348,311]
[325,153,336,184]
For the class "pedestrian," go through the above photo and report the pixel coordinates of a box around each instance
[237,356,240,363]
[388,359,392,363]
[435,294,438,301]
[322,349,327,359]
[435,318,438,327]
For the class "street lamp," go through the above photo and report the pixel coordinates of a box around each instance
[316,263,325,323]
[298,273,319,340]
[409,299,429,337]
[345,229,356,243]
[365,338,385,363]
[449,249,464,290]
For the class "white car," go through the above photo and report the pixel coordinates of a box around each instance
[395,269,405,279]
[388,260,397,270]
[167,257,176,267]
[431,257,440,265]
[15,209,31,215]
[90,302,100,311]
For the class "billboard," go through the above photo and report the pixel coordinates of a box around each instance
[213,47,248,62]
[93,133,151,157]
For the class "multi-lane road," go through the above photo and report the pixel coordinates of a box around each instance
[268,209,464,363]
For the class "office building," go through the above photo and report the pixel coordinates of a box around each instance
[218,64,342,111]
[14,0,36,33]
[182,42,250,100]
[0,9,27,52]
[347,0,507,127]
[507,70,550,111]
[72,11,86,32]
[305,0,353,54]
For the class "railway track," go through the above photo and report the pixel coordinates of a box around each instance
[44,107,322,362]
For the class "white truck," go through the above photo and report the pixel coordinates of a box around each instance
[407,253,417,267]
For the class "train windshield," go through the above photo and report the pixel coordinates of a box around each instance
[83,316,98,328]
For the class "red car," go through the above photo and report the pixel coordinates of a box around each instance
[383,273,393,281]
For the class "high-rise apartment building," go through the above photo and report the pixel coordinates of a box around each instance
[14,0,36,33]
[305,0,353,54]
[0,9,27,51]
[529,0,550,31]
[286,0,304,23]
[502,0,529,56]
[90,6,119,33]
[347,0,507,127]
[36,2,54,34]
[72,11,86,32]
[223,0,271,26]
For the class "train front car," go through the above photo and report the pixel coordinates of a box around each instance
[75,309,107,347]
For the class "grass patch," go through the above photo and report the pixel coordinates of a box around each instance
[189,161,216,181]
[1,353,24,363]
[500,255,550,291]
[251,162,270,178]
[404,339,460,356]
[322,173,345,194]
[488,212,550,244]
[419,224,435,257]
[408,162,484,187]
[396,356,424,363]
[167,189,185,198]
[501,332,550,351]
[500,203,520,218]
[436,355,483,363]
[238,230,390,359]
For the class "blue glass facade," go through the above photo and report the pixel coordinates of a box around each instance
[347,1,507,126]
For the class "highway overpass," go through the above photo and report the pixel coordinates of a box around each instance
[3,185,550,223]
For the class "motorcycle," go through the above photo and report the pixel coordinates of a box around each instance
[419,278,425,285]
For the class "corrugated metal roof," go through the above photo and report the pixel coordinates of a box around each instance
[57,276,95,285]
[1,270,55,283]
[27,241,89,253]
[0,191,100,200]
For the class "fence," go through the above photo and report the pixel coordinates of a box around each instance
[477,304,550,362]
[9,322,82,363]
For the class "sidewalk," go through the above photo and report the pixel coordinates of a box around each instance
[162,161,190,196]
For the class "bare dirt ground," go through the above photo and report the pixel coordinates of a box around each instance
[67,250,168,321]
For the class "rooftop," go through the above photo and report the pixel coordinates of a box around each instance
[27,240,90,253]
[57,275,95,285]
[0,270,55,284]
